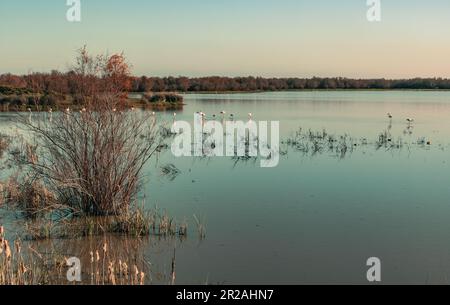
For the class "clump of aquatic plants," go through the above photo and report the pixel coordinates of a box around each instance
[2,175,58,218]
[231,155,258,167]
[1,132,194,242]
[160,164,181,181]
[142,92,183,104]
[139,92,184,111]
[0,133,10,158]
[283,128,357,158]
[375,130,404,150]
[159,125,177,139]
[21,205,189,240]
[283,127,431,159]
[111,206,188,238]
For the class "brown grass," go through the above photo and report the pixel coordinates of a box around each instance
[2,176,57,217]
[0,226,149,285]
[0,226,59,285]
[21,205,189,241]
[0,133,9,158]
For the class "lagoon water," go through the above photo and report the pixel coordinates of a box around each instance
[2,91,450,284]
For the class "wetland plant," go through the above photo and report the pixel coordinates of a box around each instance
[160,164,181,181]
[283,127,430,159]
[0,226,150,285]
[0,133,10,158]
[7,48,164,217]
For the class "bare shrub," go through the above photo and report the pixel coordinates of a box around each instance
[11,47,164,216]
[18,96,162,216]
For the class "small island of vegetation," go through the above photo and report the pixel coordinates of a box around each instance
[0,47,183,112]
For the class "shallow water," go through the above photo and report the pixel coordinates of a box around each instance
[3,91,450,284]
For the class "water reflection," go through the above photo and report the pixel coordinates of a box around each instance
[3,91,450,284]
[23,234,183,285]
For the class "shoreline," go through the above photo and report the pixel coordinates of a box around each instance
[179,88,450,94]
[1,89,449,113]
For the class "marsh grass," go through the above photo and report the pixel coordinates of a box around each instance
[283,127,429,159]
[160,164,181,181]
[0,226,65,285]
[21,205,190,241]
[375,130,405,150]
[284,128,355,158]
[87,240,147,285]
[0,133,10,158]
[2,175,59,218]
[111,206,187,237]
[0,226,151,285]
[193,214,206,240]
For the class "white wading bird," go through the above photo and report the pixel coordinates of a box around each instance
[220,111,226,120]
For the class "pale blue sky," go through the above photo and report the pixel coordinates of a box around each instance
[1,0,450,77]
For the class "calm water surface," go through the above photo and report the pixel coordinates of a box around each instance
[2,91,450,284]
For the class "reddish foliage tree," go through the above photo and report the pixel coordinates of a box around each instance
[105,53,132,102]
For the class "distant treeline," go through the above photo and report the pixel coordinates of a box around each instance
[132,76,450,91]
[2,72,450,93]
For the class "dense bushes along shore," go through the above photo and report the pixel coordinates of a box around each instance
[3,73,450,94]
[0,86,183,112]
